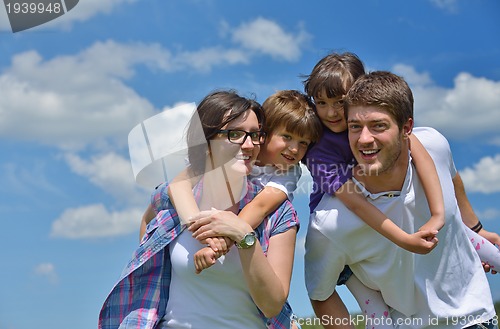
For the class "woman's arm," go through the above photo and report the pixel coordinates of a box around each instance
[239,227,296,317]
[336,180,438,254]
[139,204,156,241]
[188,209,297,317]
[409,134,445,232]
[238,186,288,229]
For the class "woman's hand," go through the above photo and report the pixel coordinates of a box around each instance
[188,209,253,243]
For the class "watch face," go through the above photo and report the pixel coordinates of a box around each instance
[237,232,256,249]
[245,233,256,246]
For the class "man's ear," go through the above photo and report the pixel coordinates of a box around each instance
[402,118,414,138]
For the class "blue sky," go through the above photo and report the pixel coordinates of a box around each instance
[1,1,500,328]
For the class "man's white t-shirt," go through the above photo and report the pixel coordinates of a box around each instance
[304,127,495,328]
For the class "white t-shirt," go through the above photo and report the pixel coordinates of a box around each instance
[250,164,302,201]
[160,230,263,328]
[304,127,495,328]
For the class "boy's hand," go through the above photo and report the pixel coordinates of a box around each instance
[193,246,221,274]
[202,237,233,254]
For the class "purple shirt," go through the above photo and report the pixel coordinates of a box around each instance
[302,128,355,213]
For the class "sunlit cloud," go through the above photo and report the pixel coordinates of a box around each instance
[459,154,500,194]
[393,64,500,141]
[51,204,142,239]
[34,263,59,284]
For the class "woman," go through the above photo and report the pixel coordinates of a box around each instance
[99,90,300,329]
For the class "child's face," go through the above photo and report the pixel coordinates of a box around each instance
[313,90,347,133]
[258,126,311,170]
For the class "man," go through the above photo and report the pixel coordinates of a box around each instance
[304,71,497,328]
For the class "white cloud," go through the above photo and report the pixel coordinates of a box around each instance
[60,0,140,23]
[459,154,500,194]
[0,43,160,150]
[64,152,147,204]
[51,203,142,238]
[429,0,458,13]
[0,0,140,32]
[34,262,58,284]
[231,17,310,61]
[476,208,500,221]
[0,24,309,149]
[393,65,500,140]
[393,64,433,87]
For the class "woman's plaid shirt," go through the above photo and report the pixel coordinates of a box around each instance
[99,179,300,329]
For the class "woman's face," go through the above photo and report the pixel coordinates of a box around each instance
[208,110,260,176]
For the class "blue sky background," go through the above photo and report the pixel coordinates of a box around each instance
[1,1,500,328]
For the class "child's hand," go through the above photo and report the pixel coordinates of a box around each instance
[202,236,233,254]
[401,230,439,254]
[193,246,220,274]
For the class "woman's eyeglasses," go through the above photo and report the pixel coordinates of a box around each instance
[217,129,267,145]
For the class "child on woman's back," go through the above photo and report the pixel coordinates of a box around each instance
[141,90,322,273]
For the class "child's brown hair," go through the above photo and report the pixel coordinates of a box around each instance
[262,90,322,143]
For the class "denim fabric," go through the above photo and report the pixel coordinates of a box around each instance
[336,265,353,285]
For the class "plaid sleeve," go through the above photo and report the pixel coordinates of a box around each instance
[150,182,170,214]
[270,199,300,236]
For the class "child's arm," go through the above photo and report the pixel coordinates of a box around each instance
[139,168,200,241]
[238,186,289,229]
[336,181,438,254]
[409,134,445,232]
[167,167,201,225]
[194,186,288,274]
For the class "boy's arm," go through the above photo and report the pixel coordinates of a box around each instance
[168,167,201,225]
[238,186,288,229]
[335,181,438,254]
[409,134,445,232]
[139,167,200,241]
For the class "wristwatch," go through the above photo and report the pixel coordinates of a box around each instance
[235,232,256,249]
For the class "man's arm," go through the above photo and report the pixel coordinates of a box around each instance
[453,173,500,244]
[453,172,500,273]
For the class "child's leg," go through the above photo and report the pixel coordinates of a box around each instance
[464,223,500,270]
[345,274,393,329]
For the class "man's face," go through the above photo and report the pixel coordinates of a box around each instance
[347,105,412,177]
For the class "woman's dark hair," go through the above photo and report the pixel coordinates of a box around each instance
[186,90,264,176]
